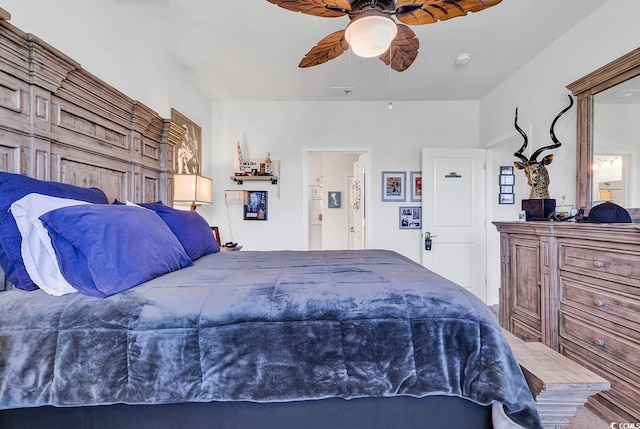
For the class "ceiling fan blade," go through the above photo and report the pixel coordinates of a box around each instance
[267,0,351,18]
[299,30,349,68]
[379,24,419,72]
[395,0,502,25]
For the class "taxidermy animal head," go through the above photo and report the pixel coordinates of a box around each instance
[513,95,574,199]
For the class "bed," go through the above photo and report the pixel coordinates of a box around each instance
[0,9,542,429]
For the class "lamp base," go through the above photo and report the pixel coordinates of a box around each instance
[521,199,555,221]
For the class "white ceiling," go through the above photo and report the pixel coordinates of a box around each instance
[113,0,607,102]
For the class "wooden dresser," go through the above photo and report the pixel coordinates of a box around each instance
[494,221,640,424]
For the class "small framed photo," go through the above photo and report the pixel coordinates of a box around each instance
[500,185,513,194]
[328,191,341,208]
[243,190,268,220]
[499,174,515,186]
[500,166,514,175]
[382,171,406,202]
[499,193,515,204]
[399,206,422,229]
[311,186,322,200]
[210,226,221,246]
[410,171,422,202]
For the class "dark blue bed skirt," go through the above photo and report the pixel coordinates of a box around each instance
[0,395,492,429]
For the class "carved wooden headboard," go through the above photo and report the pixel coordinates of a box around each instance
[0,9,176,201]
[0,8,179,288]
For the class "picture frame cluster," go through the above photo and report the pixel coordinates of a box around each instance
[381,171,422,229]
[498,166,515,204]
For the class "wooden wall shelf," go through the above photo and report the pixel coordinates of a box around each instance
[230,176,278,185]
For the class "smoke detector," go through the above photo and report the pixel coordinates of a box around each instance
[455,53,472,66]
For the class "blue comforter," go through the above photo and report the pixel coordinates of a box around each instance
[0,250,542,428]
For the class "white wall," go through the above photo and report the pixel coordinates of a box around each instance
[2,0,215,217]
[480,0,640,304]
[6,1,640,306]
[211,100,479,263]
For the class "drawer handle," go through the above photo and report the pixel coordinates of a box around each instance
[594,299,606,308]
[522,333,530,342]
[595,338,606,348]
[593,260,604,268]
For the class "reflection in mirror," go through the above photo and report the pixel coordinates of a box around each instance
[591,155,627,206]
[567,48,640,220]
[592,74,640,208]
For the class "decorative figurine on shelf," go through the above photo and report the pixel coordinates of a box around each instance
[514,95,573,219]
[233,141,243,176]
[514,95,574,199]
[264,152,272,176]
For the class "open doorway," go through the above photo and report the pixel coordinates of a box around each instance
[303,149,369,251]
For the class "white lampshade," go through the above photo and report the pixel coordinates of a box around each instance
[173,174,212,211]
[345,14,398,58]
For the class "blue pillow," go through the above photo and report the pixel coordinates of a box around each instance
[0,172,109,290]
[39,205,193,298]
[155,204,220,260]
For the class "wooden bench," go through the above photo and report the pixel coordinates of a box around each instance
[502,329,611,429]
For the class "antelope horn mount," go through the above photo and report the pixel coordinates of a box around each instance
[513,95,574,200]
[266,0,503,72]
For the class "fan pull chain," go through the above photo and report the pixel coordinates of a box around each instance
[348,46,352,90]
[388,60,393,110]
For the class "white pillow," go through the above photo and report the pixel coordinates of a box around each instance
[10,193,91,296]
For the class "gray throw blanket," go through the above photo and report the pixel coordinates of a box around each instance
[0,250,542,428]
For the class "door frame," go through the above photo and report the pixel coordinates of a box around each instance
[302,147,371,250]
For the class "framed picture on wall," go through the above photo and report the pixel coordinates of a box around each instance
[310,185,322,200]
[243,190,268,220]
[171,108,202,175]
[381,171,406,202]
[399,207,421,229]
[500,166,514,175]
[500,185,513,194]
[499,193,515,204]
[410,171,422,202]
[328,191,341,208]
[499,174,515,186]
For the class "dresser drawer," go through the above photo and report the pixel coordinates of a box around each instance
[561,341,640,421]
[560,273,640,339]
[510,318,541,343]
[560,312,640,373]
[559,242,640,287]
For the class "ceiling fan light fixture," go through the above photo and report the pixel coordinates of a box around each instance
[345,14,397,58]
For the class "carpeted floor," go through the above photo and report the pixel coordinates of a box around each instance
[567,406,610,429]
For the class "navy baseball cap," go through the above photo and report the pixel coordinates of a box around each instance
[586,202,632,223]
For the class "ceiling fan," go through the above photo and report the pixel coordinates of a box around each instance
[267,0,503,72]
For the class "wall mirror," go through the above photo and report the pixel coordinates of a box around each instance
[567,48,640,220]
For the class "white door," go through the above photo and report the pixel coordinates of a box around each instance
[421,148,487,302]
[348,155,366,249]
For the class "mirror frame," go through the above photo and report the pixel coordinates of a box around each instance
[566,48,640,216]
